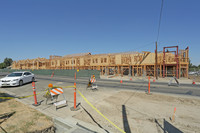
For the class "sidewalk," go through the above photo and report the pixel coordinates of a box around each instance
[100,75,199,84]
[0,80,115,133]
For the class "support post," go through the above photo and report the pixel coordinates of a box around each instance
[104,67,107,76]
[155,42,158,79]
[176,46,179,79]
[117,65,120,76]
[128,66,131,77]
[186,46,189,78]
[160,64,162,77]
[163,48,165,78]
[121,66,123,77]
[144,65,146,77]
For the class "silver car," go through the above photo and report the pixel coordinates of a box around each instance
[0,71,35,87]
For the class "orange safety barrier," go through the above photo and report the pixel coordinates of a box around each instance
[50,88,63,96]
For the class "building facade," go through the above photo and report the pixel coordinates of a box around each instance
[12,46,189,78]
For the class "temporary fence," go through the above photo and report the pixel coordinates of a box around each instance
[101,69,188,77]
[0,69,100,78]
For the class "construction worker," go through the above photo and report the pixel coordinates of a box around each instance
[87,75,92,88]
[87,75,96,88]
[91,75,97,90]
[91,75,96,83]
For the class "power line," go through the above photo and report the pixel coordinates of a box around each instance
[156,0,164,42]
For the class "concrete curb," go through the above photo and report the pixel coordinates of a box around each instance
[0,88,109,133]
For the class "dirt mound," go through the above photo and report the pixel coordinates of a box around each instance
[0,98,53,133]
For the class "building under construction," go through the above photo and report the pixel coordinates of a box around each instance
[12,46,189,78]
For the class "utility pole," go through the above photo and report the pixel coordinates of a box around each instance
[155,42,158,79]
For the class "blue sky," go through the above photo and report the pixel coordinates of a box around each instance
[0,0,199,65]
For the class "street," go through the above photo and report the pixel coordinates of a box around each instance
[1,74,200,133]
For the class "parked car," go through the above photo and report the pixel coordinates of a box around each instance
[0,71,35,87]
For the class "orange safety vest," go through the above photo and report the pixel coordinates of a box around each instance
[90,78,96,83]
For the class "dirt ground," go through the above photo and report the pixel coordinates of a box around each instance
[189,75,200,82]
[74,90,200,133]
[0,93,54,133]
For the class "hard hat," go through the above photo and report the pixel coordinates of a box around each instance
[48,83,53,88]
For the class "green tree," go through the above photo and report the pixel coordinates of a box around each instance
[189,59,193,68]
[0,63,6,69]
[4,58,13,67]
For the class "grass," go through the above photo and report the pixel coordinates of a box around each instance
[19,120,35,133]
[0,92,53,133]
[9,103,18,108]
[6,125,18,133]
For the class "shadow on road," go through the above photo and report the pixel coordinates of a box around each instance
[155,118,183,133]
[0,92,15,102]
[122,105,131,133]
[80,104,109,133]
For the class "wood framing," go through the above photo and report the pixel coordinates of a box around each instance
[11,46,189,78]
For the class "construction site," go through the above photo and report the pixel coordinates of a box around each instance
[2,45,200,133]
[1,71,200,133]
[1,0,200,132]
[12,45,189,79]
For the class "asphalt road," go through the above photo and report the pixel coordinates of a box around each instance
[36,75,200,97]
[0,72,200,97]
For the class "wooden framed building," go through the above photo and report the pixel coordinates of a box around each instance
[12,46,189,78]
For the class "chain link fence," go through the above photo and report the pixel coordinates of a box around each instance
[0,69,100,78]
[101,68,188,78]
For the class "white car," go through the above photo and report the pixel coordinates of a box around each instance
[0,71,35,87]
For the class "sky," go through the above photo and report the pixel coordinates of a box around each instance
[0,0,199,65]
